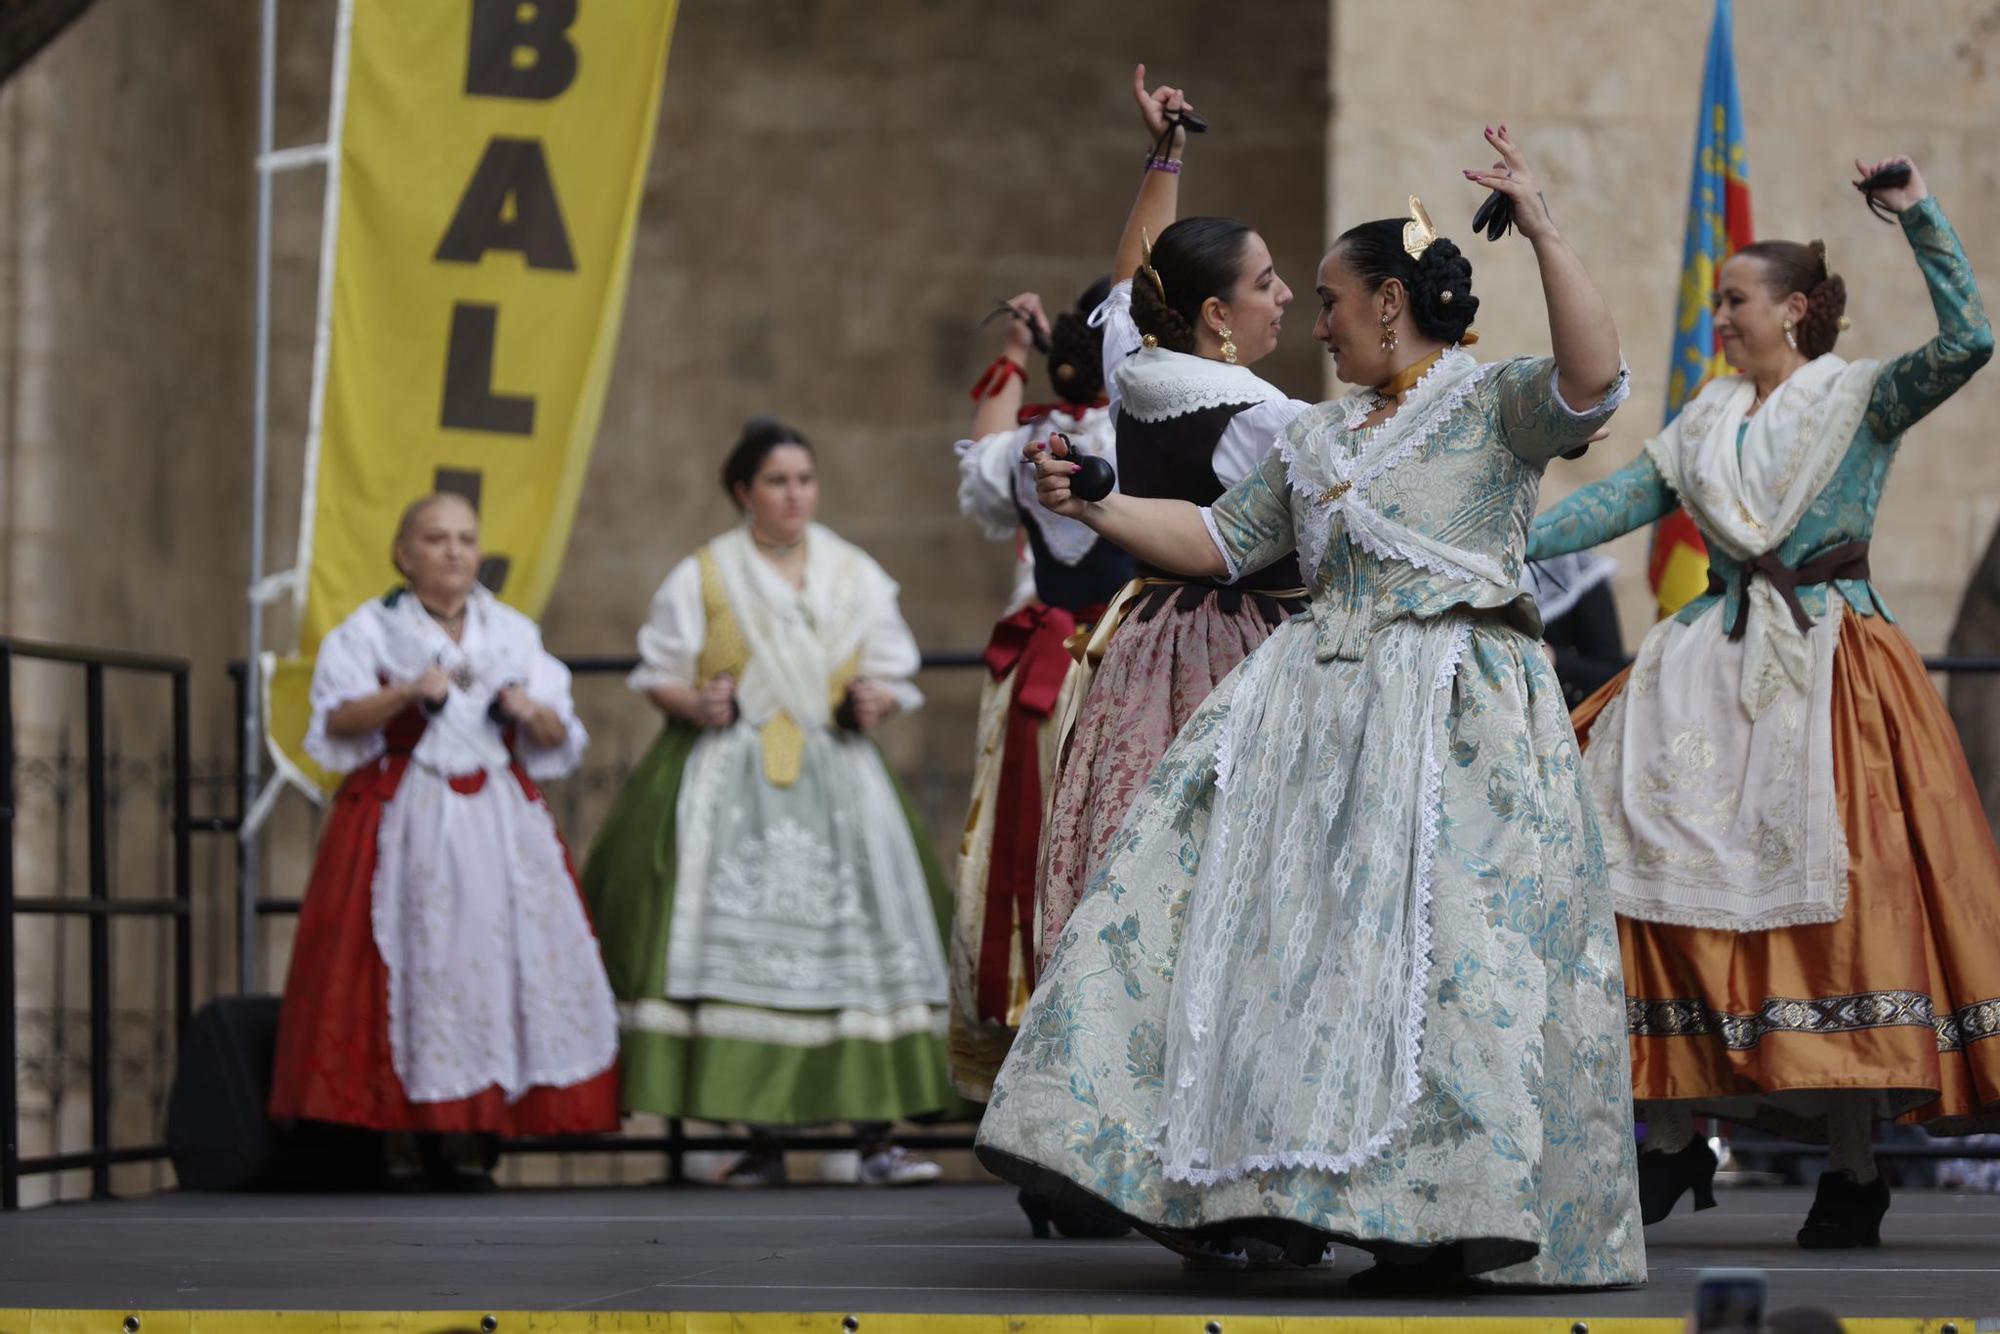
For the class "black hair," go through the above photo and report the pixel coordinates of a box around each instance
[1047,275,1112,404]
[721,415,814,506]
[1333,218,1479,344]
[1737,238,1847,358]
[1128,216,1254,354]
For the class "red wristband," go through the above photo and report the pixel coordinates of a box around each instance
[970,355,1028,402]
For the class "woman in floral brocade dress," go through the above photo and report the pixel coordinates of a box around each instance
[977,127,1646,1290]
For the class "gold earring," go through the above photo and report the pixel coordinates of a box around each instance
[1219,326,1237,364]
[1784,318,1799,351]
[1380,315,1398,352]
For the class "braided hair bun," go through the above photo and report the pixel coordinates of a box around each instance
[1047,276,1112,405]
[1409,238,1479,344]
[1799,273,1848,360]
[1128,264,1198,353]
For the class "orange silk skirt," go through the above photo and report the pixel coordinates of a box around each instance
[1574,609,2000,1135]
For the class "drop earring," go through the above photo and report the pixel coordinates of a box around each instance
[1379,314,1399,353]
[1784,318,1799,351]
[1219,326,1238,364]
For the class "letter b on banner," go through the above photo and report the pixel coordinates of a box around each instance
[467,0,579,100]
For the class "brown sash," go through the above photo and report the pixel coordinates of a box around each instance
[1707,540,1872,640]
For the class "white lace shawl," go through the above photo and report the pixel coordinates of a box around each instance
[1592,356,1880,932]
[1277,348,1512,589]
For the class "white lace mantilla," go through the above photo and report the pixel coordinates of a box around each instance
[1150,613,1471,1185]
[1114,345,1288,423]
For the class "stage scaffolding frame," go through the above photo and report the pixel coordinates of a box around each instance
[240,0,352,994]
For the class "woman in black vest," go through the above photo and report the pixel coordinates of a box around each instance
[1034,66,1309,961]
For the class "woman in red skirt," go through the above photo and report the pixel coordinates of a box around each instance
[268,492,620,1187]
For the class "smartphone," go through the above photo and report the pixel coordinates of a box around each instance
[1693,1267,1768,1334]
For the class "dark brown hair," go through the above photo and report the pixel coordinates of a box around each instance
[1738,238,1847,358]
[1334,218,1479,345]
[721,415,813,507]
[1047,276,1112,405]
[1129,216,1255,354]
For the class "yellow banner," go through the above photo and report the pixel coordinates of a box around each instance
[270,0,677,795]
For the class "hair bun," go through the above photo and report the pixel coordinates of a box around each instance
[1797,272,1848,359]
[1128,267,1199,354]
[1409,237,1479,343]
[1047,308,1107,405]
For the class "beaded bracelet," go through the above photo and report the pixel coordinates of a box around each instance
[1146,157,1183,175]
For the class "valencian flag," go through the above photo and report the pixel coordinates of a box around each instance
[1654,0,1753,616]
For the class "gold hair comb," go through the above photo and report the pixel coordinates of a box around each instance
[1139,227,1168,303]
[1403,195,1439,262]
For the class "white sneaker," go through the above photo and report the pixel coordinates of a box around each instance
[856,1146,942,1187]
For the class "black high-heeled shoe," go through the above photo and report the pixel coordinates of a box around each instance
[1638,1138,1719,1225]
[1017,1189,1131,1240]
[1346,1241,1474,1293]
[1797,1170,1890,1249]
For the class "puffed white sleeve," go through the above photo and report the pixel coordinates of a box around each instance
[860,567,925,716]
[1210,397,1312,488]
[520,623,588,781]
[1090,279,1140,420]
[953,422,1032,541]
[303,611,391,774]
[627,557,705,694]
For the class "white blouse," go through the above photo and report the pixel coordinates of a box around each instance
[627,525,925,716]
[305,587,587,781]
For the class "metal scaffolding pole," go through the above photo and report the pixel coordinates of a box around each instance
[239,0,276,993]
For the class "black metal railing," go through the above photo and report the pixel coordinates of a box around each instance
[1,638,196,1209]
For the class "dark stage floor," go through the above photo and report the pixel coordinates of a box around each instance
[2,1182,1996,1323]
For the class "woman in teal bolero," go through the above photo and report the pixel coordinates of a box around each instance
[1528,155,2000,1251]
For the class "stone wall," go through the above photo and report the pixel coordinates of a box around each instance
[1329,0,2000,655]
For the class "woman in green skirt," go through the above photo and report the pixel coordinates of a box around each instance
[584,415,957,1186]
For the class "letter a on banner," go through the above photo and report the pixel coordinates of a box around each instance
[265,0,678,796]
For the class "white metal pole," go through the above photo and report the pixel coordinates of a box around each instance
[240,0,278,993]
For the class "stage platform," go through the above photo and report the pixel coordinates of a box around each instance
[1,1182,1994,1330]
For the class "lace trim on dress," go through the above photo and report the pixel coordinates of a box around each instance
[617,998,947,1046]
[1115,346,1289,423]
[1279,349,1497,580]
[1148,616,1470,1185]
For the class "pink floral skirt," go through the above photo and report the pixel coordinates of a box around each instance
[1034,583,1302,966]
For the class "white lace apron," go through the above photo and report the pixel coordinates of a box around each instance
[1587,355,1880,931]
[665,527,949,1015]
[1152,349,1509,1185]
[369,594,619,1103]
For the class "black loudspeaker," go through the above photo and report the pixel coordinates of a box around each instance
[166,995,386,1191]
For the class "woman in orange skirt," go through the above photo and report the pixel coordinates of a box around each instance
[1527,155,1997,1248]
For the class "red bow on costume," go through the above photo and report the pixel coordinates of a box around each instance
[975,602,1102,1022]
[1017,395,1109,427]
